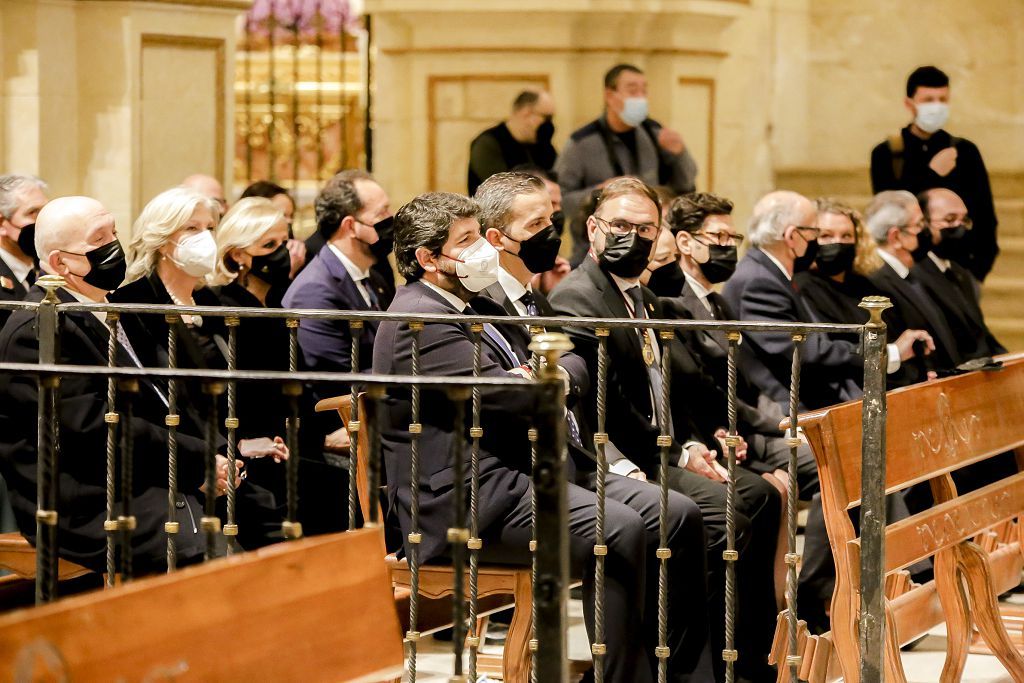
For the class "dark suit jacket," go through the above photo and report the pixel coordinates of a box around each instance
[721,248,862,413]
[0,254,31,329]
[912,255,1005,361]
[547,257,701,477]
[373,280,536,563]
[659,282,783,439]
[868,259,960,385]
[793,270,874,339]
[301,231,396,306]
[283,248,379,376]
[0,287,209,573]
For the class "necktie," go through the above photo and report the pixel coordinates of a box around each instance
[115,324,169,408]
[464,305,522,368]
[624,286,675,439]
[519,290,539,317]
[707,291,728,320]
[566,410,583,448]
[359,276,379,310]
[25,269,36,287]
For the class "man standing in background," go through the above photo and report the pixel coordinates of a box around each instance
[870,66,998,284]
[467,89,558,195]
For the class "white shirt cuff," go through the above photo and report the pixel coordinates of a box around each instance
[886,343,901,374]
[608,457,643,477]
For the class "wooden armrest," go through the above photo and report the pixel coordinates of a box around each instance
[314,395,352,413]
[0,533,31,552]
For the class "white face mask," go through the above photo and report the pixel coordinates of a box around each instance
[620,97,649,128]
[445,237,499,293]
[168,230,218,277]
[914,102,949,134]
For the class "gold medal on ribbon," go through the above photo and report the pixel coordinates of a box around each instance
[642,336,655,366]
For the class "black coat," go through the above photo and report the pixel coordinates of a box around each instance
[793,270,875,338]
[912,255,1006,361]
[721,248,862,413]
[867,259,961,385]
[373,281,538,563]
[0,287,209,573]
[547,258,703,476]
[0,254,32,329]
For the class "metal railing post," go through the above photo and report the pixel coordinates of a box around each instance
[529,332,573,683]
[165,316,181,570]
[858,296,892,683]
[35,274,63,603]
[786,334,804,683]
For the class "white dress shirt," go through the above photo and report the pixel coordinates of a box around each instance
[421,279,468,311]
[877,247,910,279]
[0,246,32,286]
[328,243,374,307]
[927,251,951,273]
[496,267,530,317]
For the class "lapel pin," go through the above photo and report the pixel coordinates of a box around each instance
[0,276,13,291]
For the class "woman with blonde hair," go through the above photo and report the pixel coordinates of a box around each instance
[213,198,345,535]
[795,197,881,333]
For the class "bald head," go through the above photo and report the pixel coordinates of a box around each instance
[181,174,227,210]
[36,196,113,262]
[748,190,815,248]
[920,188,968,223]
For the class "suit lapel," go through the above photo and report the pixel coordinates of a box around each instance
[582,258,643,359]
[680,280,729,354]
[0,257,27,299]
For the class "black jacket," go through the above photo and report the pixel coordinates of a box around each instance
[0,287,209,573]
[0,254,32,329]
[912,255,1005,361]
[373,281,539,563]
[871,127,998,281]
[721,248,863,413]
[467,122,558,195]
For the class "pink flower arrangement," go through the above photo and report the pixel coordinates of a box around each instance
[246,0,357,40]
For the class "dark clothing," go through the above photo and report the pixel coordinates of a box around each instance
[912,255,1006,361]
[548,257,781,681]
[302,231,396,304]
[467,122,557,195]
[0,254,32,329]
[722,249,864,413]
[871,126,998,281]
[0,287,209,574]
[793,270,876,342]
[867,260,961,385]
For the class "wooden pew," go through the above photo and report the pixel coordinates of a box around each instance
[0,527,404,682]
[317,395,534,683]
[769,354,1024,683]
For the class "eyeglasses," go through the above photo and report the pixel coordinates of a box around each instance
[897,220,926,234]
[593,215,660,240]
[693,230,745,247]
[793,226,821,240]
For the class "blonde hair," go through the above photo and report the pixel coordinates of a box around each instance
[209,197,285,286]
[815,196,883,276]
[126,187,220,283]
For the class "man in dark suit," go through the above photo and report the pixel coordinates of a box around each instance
[862,190,957,385]
[914,188,1006,361]
[300,170,396,302]
[548,178,781,681]
[376,191,708,683]
[723,191,931,412]
[0,174,47,327]
[284,171,395,455]
[473,172,714,680]
[0,196,224,574]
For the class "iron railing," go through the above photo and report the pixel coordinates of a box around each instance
[0,279,891,683]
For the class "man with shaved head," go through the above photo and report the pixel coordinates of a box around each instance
[914,188,1005,361]
[0,196,218,573]
[723,190,931,413]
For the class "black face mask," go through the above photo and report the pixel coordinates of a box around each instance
[909,227,933,262]
[697,244,738,284]
[793,237,819,273]
[535,117,555,143]
[249,243,292,286]
[550,210,565,237]
[507,224,562,274]
[16,223,36,260]
[66,239,127,292]
[598,230,654,279]
[932,225,968,261]
[368,215,395,261]
[814,242,856,277]
[646,261,686,298]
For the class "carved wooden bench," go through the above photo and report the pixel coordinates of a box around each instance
[0,527,404,682]
[769,353,1024,682]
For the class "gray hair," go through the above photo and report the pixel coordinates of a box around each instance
[0,174,48,219]
[474,171,546,234]
[747,191,812,248]
[126,187,220,283]
[865,190,917,244]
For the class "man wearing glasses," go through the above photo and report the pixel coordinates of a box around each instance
[724,191,933,410]
[912,188,1005,363]
[549,177,782,682]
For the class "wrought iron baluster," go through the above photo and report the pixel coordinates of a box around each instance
[102,310,120,586]
[723,333,742,682]
[406,322,424,681]
[34,275,63,603]
[165,316,180,571]
[282,318,302,540]
[591,328,610,682]
[224,318,240,551]
[348,321,363,531]
[656,330,673,683]
[467,325,484,680]
[785,335,804,682]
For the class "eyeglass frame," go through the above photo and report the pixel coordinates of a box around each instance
[592,215,661,240]
[691,229,745,248]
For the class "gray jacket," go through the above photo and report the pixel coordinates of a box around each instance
[555,114,697,245]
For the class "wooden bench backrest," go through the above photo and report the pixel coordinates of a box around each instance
[0,528,403,682]
[800,354,1024,510]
